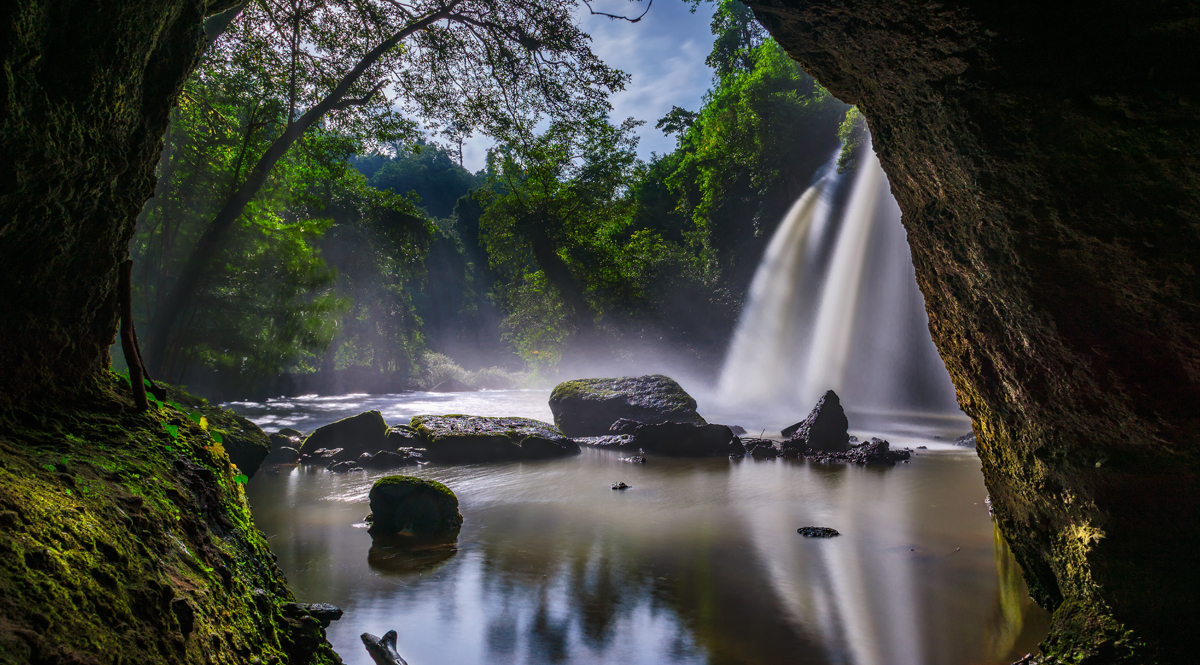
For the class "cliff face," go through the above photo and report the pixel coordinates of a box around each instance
[746,1,1200,661]
[0,0,225,404]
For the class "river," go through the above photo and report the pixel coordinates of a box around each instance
[232,389,1048,665]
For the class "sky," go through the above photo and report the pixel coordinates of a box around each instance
[459,0,718,172]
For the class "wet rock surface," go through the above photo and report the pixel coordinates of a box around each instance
[632,422,742,457]
[362,629,407,665]
[575,434,636,448]
[368,476,463,535]
[359,449,424,470]
[298,410,390,459]
[282,603,343,628]
[744,439,780,458]
[410,415,580,463]
[781,390,850,453]
[797,526,840,538]
[747,2,1200,657]
[548,375,705,437]
[796,438,912,465]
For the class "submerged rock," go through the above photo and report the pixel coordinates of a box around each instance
[298,410,390,459]
[548,375,705,437]
[632,422,741,457]
[368,476,462,535]
[360,449,424,470]
[804,438,912,465]
[611,482,631,490]
[782,390,850,453]
[410,415,579,463]
[328,460,362,473]
[744,439,779,458]
[797,526,840,538]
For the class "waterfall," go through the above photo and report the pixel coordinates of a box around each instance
[717,142,960,419]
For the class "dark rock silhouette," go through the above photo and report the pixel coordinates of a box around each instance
[362,630,408,665]
[782,390,850,453]
[632,422,742,457]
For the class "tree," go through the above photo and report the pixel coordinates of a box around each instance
[143,0,631,376]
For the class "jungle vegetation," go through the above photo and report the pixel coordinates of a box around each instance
[126,0,849,398]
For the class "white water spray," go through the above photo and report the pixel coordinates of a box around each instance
[717,142,960,419]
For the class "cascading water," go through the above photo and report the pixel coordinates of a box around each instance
[717,141,960,420]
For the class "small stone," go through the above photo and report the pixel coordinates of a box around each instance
[611,482,631,490]
[797,526,840,538]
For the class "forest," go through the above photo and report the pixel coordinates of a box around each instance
[125,0,853,399]
[1,0,1195,664]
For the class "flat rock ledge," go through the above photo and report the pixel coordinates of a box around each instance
[410,415,580,463]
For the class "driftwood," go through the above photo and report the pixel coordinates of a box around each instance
[361,630,407,665]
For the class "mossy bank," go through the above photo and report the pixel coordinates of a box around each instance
[0,373,340,664]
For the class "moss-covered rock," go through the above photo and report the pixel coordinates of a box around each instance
[0,372,340,664]
[409,415,579,463]
[548,375,705,437]
[164,384,271,478]
[297,410,389,460]
[367,476,462,535]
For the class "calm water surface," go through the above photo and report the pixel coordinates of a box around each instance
[235,390,1048,665]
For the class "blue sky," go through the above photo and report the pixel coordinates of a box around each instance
[460,0,718,171]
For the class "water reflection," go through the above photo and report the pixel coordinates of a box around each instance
[246,445,1047,665]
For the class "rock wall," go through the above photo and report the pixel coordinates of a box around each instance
[0,0,231,404]
[745,1,1200,662]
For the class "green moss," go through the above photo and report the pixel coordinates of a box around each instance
[0,372,340,664]
[372,475,457,501]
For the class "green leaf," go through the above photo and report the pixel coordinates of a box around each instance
[211,431,224,445]
[234,474,248,485]
[163,423,179,439]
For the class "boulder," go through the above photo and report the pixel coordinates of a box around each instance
[298,410,390,458]
[410,415,579,463]
[368,476,462,535]
[954,432,977,448]
[782,390,850,453]
[744,439,779,458]
[631,423,742,457]
[278,427,304,439]
[548,375,705,437]
[329,461,361,473]
[262,445,299,464]
[268,432,294,449]
[385,425,422,448]
[429,377,477,392]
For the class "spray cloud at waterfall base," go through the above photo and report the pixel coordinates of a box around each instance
[709,142,965,437]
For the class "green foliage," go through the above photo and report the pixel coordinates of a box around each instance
[837,107,869,172]
[355,143,482,220]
